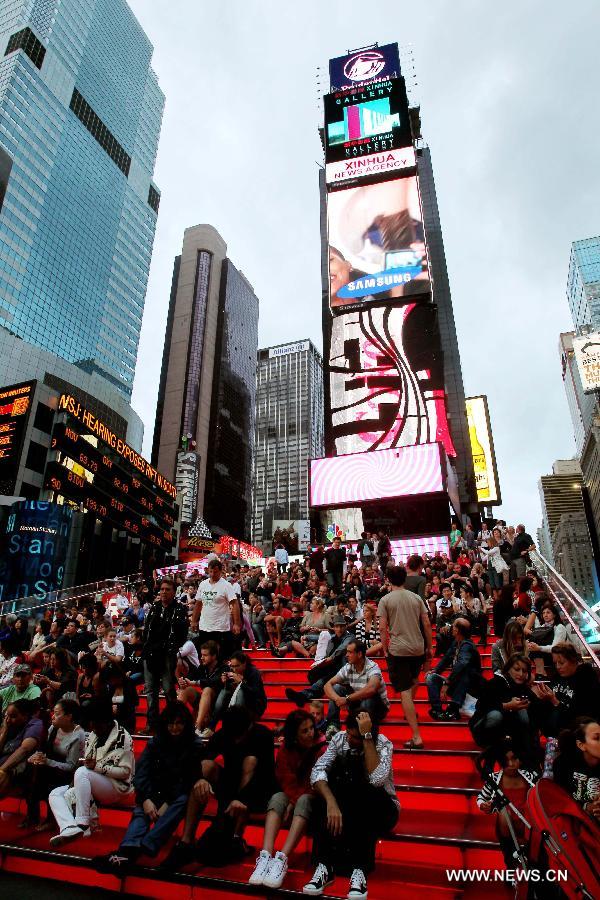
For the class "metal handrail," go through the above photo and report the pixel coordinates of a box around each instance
[0,572,144,619]
[530,550,600,670]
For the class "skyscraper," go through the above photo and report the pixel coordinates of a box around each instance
[416,147,476,507]
[152,225,259,541]
[252,340,324,549]
[567,236,600,332]
[315,43,477,551]
[0,0,164,399]
[559,332,597,454]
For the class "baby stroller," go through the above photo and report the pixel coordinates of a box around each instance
[524,779,600,900]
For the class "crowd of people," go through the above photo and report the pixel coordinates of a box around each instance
[0,518,599,896]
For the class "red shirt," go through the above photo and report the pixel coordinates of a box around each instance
[275,741,326,804]
[277,584,293,600]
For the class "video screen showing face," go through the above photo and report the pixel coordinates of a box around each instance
[327,176,430,313]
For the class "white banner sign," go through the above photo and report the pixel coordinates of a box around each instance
[573,332,600,394]
[268,341,309,358]
[326,146,416,187]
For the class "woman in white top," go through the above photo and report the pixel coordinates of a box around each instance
[97,629,124,666]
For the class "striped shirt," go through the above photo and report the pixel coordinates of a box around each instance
[310,729,399,808]
[335,658,389,708]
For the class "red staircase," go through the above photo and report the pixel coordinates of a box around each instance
[0,631,511,898]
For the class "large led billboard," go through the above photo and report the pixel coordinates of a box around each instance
[329,43,401,92]
[0,380,35,495]
[326,147,416,190]
[328,303,456,459]
[327,176,430,313]
[465,395,501,505]
[324,79,412,165]
[310,443,444,508]
[573,332,600,394]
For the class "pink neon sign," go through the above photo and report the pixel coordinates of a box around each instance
[310,443,444,508]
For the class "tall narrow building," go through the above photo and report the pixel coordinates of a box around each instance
[559,331,597,454]
[152,225,259,541]
[0,0,164,399]
[252,340,324,549]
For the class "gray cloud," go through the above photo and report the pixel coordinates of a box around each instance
[129,0,600,533]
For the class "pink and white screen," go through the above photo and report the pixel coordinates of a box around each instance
[310,443,443,508]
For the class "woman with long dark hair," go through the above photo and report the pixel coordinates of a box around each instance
[553,717,600,816]
[248,709,325,889]
[22,697,85,829]
[94,702,203,872]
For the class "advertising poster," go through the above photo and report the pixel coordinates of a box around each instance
[465,396,501,505]
[175,450,200,524]
[326,147,416,189]
[327,176,430,313]
[0,380,35,495]
[573,332,600,394]
[272,519,311,553]
[324,78,412,165]
[328,303,456,458]
[329,43,401,92]
[0,500,73,602]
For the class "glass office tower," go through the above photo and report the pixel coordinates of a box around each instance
[0,0,164,398]
[567,236,600,332]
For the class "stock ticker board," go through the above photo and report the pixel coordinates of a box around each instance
[46,401,178,551]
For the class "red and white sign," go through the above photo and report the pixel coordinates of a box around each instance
[326,147,415,187]
[310,443,444,508]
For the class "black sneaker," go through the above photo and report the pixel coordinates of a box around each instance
[158,841,196,871]
[303,862,335,895]
[93,850,137,873]
[347,867,368,899]
[285,687,307,707]
[428,707,445,720]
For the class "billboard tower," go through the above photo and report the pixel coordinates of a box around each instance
[314,43,478,545]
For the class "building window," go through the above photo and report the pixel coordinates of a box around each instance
[148,185,160,213]
[5,28,46,69]
[69,89,131,176]
[25,440,48,474]
[33,402,55,435]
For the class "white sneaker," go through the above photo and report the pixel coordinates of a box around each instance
[263,850,288,889]
[49,825,84,847]
[195,727,214,740]
[303,862,335,895]
[248,849,272,885]
[347,868,368,899]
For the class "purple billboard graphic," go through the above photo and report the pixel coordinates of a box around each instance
[329,43,401,92]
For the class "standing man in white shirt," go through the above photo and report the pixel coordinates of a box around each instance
[191,558,241,659]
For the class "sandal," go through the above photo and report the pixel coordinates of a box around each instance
[403,738,425,749]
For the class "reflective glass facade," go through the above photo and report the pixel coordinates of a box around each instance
[0,0,164,398]
[567,236,600,332]
[252,342,325,546]
[203,260,260,541]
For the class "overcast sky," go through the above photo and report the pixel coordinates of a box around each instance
[128,0,600,535]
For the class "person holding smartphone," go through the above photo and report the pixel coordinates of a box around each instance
[470,654,540,765]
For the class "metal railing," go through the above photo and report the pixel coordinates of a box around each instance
[0,572,143,619]
[530,550,600,670]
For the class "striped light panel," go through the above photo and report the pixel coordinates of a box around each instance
[310,443,444,507]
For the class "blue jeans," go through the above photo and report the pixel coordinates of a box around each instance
[119,794,188,857]
[426,670,472,710]
[326,683,388,727]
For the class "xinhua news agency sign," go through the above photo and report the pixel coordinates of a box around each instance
[573,333,600,394]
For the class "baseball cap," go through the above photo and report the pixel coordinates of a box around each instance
[14,663,32,675]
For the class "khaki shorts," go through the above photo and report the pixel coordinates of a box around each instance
[267,790,314,820]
